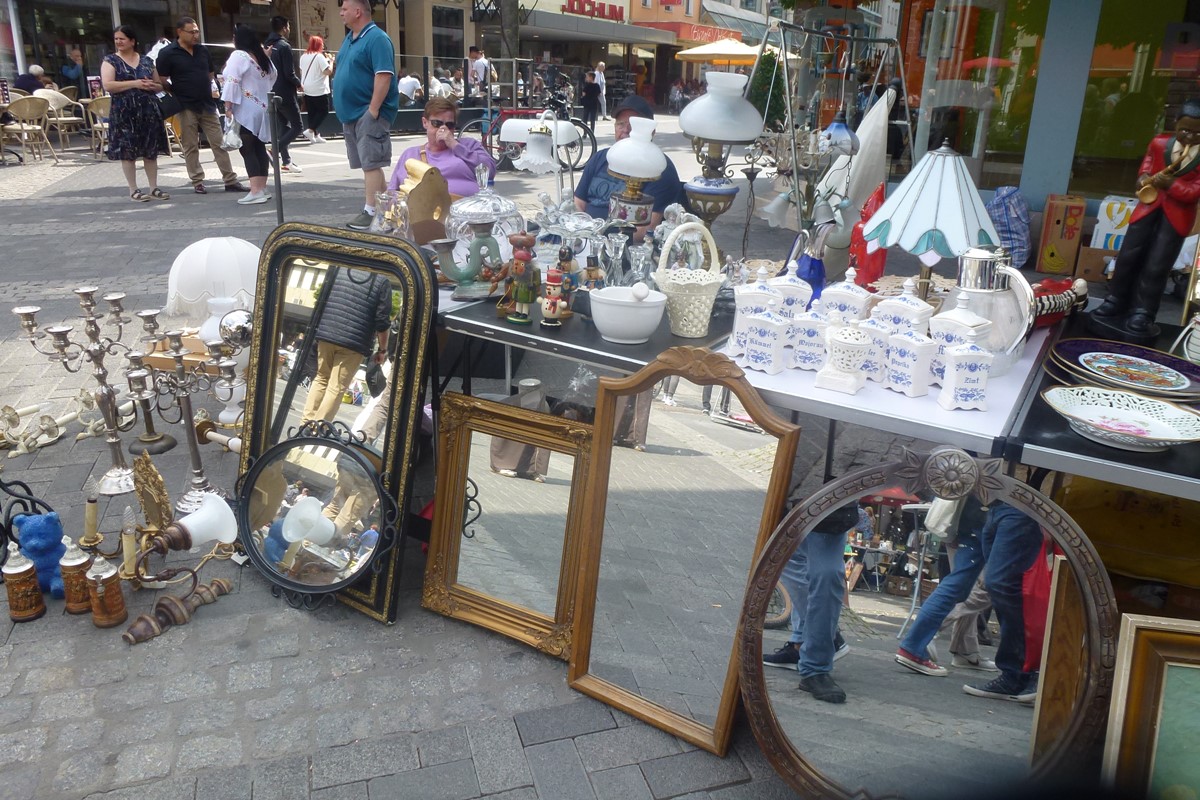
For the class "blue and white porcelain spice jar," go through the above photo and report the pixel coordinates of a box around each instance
[873,277,935,335]
[738,304,792,376]
[927,292,991,387]
[768,272,815,319]
[886,330,937,398]
[819,266,871,326]
[857,316,894,384]
[937,329,994,411]
[731,266,783,357]
[787,309,829,371]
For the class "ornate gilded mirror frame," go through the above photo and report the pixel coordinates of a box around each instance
[423,392,594,660]
[567,347,801,756]
[736,447,1119,799]
[239,223,436,622]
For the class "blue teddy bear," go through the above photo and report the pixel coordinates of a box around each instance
[14,512,66,599]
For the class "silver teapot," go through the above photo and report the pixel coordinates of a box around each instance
[947,246,1035,377]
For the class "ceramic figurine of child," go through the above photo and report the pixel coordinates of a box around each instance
[506,231,541,325]
[540,269,568,328]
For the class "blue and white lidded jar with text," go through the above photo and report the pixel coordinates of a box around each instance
[787,309,829,371]
[872,277,935,335]
[857,316,894,384]
[819,266,871,326]
[937,329,994,411]
[927,292,991,387]
[886,330,937,398]
[768,272,815,319]
[731,266,783,358]
[737,303,792,376]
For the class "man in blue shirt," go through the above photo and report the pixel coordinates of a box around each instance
[333,0,399,231]
[574,95,680,240]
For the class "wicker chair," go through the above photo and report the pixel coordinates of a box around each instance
[87,95,111,159]
[34,88,87,149]
[9,88,30,97]
[1,96,58,163]
[59,85,79,101]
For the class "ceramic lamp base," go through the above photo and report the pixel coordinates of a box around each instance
[608,193,653,227]
[684,181,738,228]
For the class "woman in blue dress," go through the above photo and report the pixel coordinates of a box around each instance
[100,25,170,202]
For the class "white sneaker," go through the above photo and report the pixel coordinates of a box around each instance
[237,192,269,205]
[952,654,999,672]
[282,161,303,174]
[302,130,315,143]
[315,134,328,144]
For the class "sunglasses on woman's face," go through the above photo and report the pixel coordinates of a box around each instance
[428,119,457,130]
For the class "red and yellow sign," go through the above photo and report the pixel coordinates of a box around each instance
[641,21,741,43]
[561,0,625,22]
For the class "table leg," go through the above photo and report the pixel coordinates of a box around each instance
[823,419,837,483]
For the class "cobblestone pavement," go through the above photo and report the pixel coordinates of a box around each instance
[0,121,949,799]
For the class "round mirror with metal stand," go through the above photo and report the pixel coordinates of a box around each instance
[236,423,398,606]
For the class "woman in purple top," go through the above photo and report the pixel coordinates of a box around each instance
[388,97,496,198]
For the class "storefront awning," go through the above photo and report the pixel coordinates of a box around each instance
[640,21,741,45]
[702,0,770,44]
[521,10,677,46]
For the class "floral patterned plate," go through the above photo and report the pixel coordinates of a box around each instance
[1078,351,1190,391]
[1053,339,1200,395]
[1041,386,1200,452]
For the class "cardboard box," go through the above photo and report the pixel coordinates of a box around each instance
[1074,246,1117,283]
[1037,194,1087,274]
[1090,195,1137,250]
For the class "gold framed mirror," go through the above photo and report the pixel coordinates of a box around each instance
[423,391,593,659]
[568,347,801,755]
[736,447,1118,798]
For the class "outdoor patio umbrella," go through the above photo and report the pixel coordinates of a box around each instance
[675,38,760,66]
[961,56,1014,70]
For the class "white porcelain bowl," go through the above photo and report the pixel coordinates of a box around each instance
[1041,385,1200,452]
[588,283,667,345]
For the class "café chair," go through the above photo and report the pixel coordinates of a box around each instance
[33,88,87,149]
[9,88,30,97]
[60,85,79,101]
[87,95,111,159]
[1,96,58,163]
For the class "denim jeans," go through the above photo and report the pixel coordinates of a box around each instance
[899,534,984,660]
[979,503,1044,682]
[778,531,845,677]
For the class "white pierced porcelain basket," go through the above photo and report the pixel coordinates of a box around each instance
[1041,385,1200,452]
[653,221,724,338]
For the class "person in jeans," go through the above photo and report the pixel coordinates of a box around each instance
[265,15,304,174]
[301,268,392,423]
[154,17,247,194]
[333,0,399,230]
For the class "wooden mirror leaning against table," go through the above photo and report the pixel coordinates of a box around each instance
[238,223,437,622]
[568,347,800,756]
[736,448,1119,799]
[423,391,593,660]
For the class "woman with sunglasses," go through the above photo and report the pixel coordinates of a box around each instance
[388,97,495,198]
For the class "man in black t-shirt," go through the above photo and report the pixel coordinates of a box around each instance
[155,17,247,194]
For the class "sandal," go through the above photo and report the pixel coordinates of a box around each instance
[130,189,150,202]
[149,188,170,201]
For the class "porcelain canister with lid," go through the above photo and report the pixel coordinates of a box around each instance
[767,272,814,319]
[731,266,783,356]
[819,266,871,325]
[815,324,872,394]
[738,303,792,375]
[928,292,991,386]
[873,277,935,335]
[887,330,937,398]
[787,309,829,371]
[937,329,994,411]
[857,316,894,384]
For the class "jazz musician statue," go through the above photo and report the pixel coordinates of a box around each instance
[1089,99,1200,343]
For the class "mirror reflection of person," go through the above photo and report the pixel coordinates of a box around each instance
[490,379,551,481]
[322,464,375,539]
[301,268,392,424]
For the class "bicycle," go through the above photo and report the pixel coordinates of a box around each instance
[458,88,596,170]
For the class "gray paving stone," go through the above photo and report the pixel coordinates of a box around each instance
[176,732,244,772]
[590,765,653,800]
[115,740,175,783]
[525,739,596,800]
[709,778,803,800]
[311,733,419,789]
[573,723,684,772]
[84,776,199,800]
[312,781,370,800]
[0,726,48,770]
[419,724,471,767]
[640,749,752,799]
[194,765,253,800]
[514,699,616,746]
[468,717,534,795]
[228,659,274,692]
[368,758,481,800]
[479,790,538,800]
[251,755,311,800]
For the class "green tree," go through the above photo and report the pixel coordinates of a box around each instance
[748,52,787,128]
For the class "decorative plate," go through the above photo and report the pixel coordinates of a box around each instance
[1053,338,1200,393]
[1041,386,1200,452]
[1078,351,1190,391]
[1047,351,1200,401]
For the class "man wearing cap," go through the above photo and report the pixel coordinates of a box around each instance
[574,94,681,239]
[14,65,46,94]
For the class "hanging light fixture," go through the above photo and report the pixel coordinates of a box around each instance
[821,107,860,157]
[760,191,794,228]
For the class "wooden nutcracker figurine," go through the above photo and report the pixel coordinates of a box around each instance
[540,269,568,328]
[582,255,607,291]
[506,231,541,325]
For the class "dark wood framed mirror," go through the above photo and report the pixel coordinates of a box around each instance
[737,447,1118,798]
[239,224,436,622]
[567,346,801,756]
[423,392,594,659]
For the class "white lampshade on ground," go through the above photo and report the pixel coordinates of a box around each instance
[861,142,998,267]
[165,237,261,323]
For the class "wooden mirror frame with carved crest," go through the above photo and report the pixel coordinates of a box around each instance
[736,447,1119,799]
[239,223,437,623]
[567,346,801,756]
[423,392,594,660]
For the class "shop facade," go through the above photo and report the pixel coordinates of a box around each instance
[632,0,743,101]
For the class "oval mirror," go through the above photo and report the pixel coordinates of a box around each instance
[737,448,1117,799]
[237,435,395,596]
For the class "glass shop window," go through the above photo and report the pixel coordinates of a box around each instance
[432,6,464,62]
[896,0,1049,188]
[1067,0,1200,198]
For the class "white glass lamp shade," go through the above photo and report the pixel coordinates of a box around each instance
[511,121,560,174]
[164,237,261,323]
[607,117,667,181]
[499,118,532,144]
[282,496,336,547]
[176,494,238,546]
[822,108,859,157]
[760,191,793,228]
[679,71,764,145]
[861,142,999,267]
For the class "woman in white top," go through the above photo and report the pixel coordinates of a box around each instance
[299,35,333,143]
[222,24,277,205]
